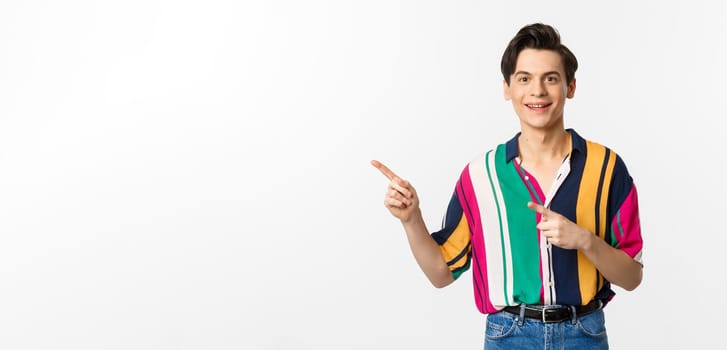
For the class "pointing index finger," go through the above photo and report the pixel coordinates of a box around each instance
[527,201,547,215]
[370,159,398,181]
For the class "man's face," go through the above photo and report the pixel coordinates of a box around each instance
[503,48,575,131]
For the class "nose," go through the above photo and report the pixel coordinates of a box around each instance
[530,81,547,97]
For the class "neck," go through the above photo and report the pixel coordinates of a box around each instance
[518,128,571,165]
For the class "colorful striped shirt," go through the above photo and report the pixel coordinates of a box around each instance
[431,129,643,314]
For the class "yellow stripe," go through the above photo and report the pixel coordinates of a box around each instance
[440,214,471,270]
[576,141,606,304]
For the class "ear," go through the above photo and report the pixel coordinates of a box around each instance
[503,79,511,100]
[566,78,576,99]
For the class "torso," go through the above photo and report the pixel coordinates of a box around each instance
[519,159,565,197]
[517,130,572,197]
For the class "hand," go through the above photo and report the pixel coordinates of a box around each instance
[527,201,592,250]
[371,160,420,223]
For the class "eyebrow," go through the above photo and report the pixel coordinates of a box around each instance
[514,70,562,77]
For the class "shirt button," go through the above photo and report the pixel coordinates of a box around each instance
[524,175,529,181]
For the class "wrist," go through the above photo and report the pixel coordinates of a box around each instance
[580,229,596,252]
[401,208,423,226]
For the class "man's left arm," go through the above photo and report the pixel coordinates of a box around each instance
[527,195,643,291]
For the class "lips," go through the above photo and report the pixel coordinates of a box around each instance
[525,102,552,112]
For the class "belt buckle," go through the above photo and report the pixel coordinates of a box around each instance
[541,307,562,323]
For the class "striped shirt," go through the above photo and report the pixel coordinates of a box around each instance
[431,129,643,314]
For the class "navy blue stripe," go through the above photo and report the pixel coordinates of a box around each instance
[550,147,586,305]
[431,193,463,245]
[594,148,611,293]
[595,148,610,238]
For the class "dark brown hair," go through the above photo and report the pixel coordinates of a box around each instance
[501,23,578,85]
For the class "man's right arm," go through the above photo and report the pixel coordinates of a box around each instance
[371,160,454,288]
[400,209,454,288]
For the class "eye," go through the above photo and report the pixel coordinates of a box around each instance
[517,76,529,83]
[545,75,559,83]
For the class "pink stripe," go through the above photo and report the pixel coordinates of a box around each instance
[456,164,497,314]
[612,184,643,258]
[514,161,545,205]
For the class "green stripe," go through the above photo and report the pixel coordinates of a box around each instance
[494,145,541,304]
[611,210,624,248]
[616,210,625,237]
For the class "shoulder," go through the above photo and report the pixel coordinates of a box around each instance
[452,147,494,184]
[456,132,516,181]
[578,134,634,186]
[572,130,629,171]
[462,145,504,171]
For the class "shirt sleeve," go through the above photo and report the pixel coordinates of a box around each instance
[607,156,644,264]
[609,184,643,264]
[431,189,472,280]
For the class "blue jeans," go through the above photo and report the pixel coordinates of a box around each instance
[484,308,608,349]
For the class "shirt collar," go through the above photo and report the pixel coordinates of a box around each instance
[505,128,586,163]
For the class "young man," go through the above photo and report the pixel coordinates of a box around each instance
[371,23,643,349]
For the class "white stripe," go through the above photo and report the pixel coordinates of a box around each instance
[488,150,514,306]
[540,228,553,304]
[469,151,513,308]
[539,155,571,305]
[543,156,571,208]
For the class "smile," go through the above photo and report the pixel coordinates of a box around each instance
[526,103,552,108]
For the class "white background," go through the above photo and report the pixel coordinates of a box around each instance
[1,1,724,349]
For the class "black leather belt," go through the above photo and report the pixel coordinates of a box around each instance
[502,299,602,323]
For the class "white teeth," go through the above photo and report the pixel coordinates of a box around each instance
[528,104,545,108]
